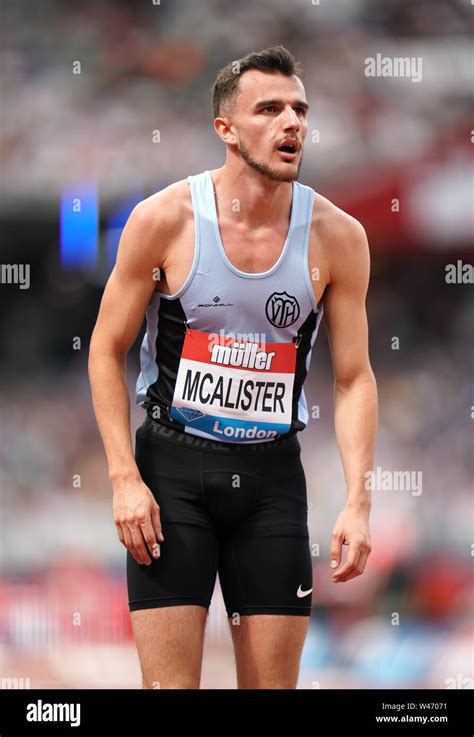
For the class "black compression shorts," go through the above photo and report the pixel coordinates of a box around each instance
[127,415,313,617]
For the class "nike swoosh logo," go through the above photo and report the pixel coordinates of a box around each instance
[297,585,313,598]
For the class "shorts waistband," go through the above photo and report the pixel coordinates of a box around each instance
[140,414,300,454]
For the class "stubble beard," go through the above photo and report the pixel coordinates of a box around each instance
[238,140,303,183]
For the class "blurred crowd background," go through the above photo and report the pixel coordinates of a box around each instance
[0,0,472,688]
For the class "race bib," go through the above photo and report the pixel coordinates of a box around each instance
[170,328,297,442]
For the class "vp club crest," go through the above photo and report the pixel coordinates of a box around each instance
[265,291,300,328]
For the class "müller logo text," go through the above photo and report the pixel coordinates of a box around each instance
[210,341,276,370]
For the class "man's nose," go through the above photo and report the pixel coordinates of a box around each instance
[281,106,301,130]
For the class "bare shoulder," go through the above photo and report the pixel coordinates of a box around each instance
[130,178,193,239]
[311,191,370,284]
[115,178,193,274]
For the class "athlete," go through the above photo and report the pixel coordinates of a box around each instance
[88,45,378,689]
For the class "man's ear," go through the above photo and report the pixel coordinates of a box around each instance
[213,117,237,146]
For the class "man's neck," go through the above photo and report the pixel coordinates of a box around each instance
[209,165,294,230]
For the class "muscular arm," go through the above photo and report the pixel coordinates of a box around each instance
[88,201,164,481]
[323,215,378,582]
[88,192,179,565]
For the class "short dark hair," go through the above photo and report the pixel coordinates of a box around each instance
[211,45,304,120]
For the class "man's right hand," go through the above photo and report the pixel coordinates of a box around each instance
[112,478,164,565]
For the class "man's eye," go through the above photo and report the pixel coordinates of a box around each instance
[263,106,276,113]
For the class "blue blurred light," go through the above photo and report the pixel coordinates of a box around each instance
[106,190,143,268]
[60,183,98,269]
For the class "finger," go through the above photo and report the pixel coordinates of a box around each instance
[356,549,370,576]
[330,532,343,570]
[115,522,126,547]
[333,546,362,581]
[130,525,151,565]
[130,545,142,563]
[139,518,161,559]
[151,505,165,542]
[335,545,370,582]
[338,550,368,582]
[122,525,133,551]
[122,526,141,563]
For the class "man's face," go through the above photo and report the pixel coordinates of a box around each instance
[227,69,309,183]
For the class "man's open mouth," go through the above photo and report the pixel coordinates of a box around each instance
[278,142,298,153]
